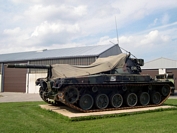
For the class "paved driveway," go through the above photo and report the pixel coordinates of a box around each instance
[0,92,42,103]
[0,92,177,103]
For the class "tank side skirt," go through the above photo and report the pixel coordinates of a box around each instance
[55,83,171,113]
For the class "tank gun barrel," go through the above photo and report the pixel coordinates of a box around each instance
[7,64,51,69]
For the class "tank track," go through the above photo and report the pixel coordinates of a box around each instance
[41,83,171,113]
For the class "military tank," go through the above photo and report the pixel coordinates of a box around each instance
[7,53,174,112]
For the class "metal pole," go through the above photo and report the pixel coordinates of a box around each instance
[1,63,4,92]
[26,61,30,93]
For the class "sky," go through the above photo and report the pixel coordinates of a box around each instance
[0,0,177,62]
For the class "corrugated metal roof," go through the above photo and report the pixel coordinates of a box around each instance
[0,44,118,63]
[142,57,177,69]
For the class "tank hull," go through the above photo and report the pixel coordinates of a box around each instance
[39,74,172,112]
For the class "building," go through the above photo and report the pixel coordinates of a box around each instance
[141,57,177,90]
[0,44,121,93]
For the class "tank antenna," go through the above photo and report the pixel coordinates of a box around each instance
[115,16,119,45]
[111,16,137,58]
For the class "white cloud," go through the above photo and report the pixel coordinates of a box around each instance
[31,21,64,37]
[140,30,159,45]
[11,0,42,4]
[149,18,158,27]
[120,36,134,44]
[119,30,171,48]
[3,27,21,35]
[161,13,170,25]
[113,0,149,21]
[49,42,86,49]
[30,21,81,45]
[0,0,177,61]
[117,29,175,61]
[97,36,111,45]
[24,4,87,23]
[73,5,87,16]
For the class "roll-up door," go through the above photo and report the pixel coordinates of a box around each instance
[4,66,26,92]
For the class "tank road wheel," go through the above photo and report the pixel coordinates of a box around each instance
[126,93,138,107]
[139,92,150,106]
[95,94,109,109]
[161,86,170,96]
[151,92,161,105]
[79,94,94,110]
[110,93,123,108]
[64,86,79,104]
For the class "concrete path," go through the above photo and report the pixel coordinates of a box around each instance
[0,92,42,103]
[0,92,177,103]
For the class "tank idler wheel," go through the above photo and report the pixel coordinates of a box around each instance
[161,86,170,96]
[110,93,123,108]
[151,92,161,105]
[39,87,45,99]
[64,86,79,104]
[95,94,109,109]
[139,92,150,106]
[39,87,49,103]
[126,93,138,107]
[79,94,94,110]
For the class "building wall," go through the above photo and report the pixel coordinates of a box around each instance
[141,69,159,79]
[0,74,2,92]
[166,69,177,90]
[142,69,177,90]
[0,66,1,74]
[27,73,47,93]
[29,56,96,73]
[0,63,2,92]
[30,56,96,65]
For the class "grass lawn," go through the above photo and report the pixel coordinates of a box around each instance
[0,99,177,133]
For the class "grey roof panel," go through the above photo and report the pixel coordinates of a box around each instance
[142,57,177,69]
[0,44,118,62]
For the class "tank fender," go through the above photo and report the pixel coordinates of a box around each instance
[166,81,175,87]
[52,78,65,89]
